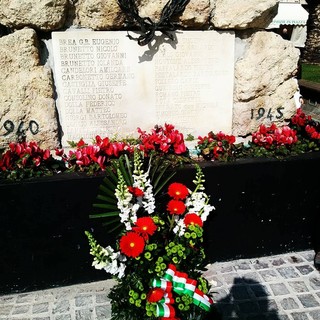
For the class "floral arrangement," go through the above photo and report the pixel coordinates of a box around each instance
[85,152,215,320]
[289,108,320,151]
[0,124,187,180]
[138,123,187,156]
[196,131,236,161]
[242,123,299,158]
[0,141,64,180]
[2,109,320,181]
[57,135,134,174]
[197,108,320,160]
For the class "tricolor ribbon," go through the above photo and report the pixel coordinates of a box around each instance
[150,264,214,318]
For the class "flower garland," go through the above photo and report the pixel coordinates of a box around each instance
[86,153,215,320]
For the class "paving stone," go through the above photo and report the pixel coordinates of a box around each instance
[96,305,111,319]
[266,313,290,320]
[211,288,229,300]
[16,293,34,304]
[75,295,93,307]
[279,297,299,310]
[253,260,270,270]
[75,308,93,320]
[287,281,309,293]
[277,267,300,279]
[208,276,224,288]
[257,298,278,312]
[34,292,55,303]
[309,309,320,319]
[250,284,270,298]
[52,300,70,314]
[269,283,290,296]
[237,301,260,314]
[220,265,234,273]
[223,274,242,285]
[231,285,251,300]
[259,270,279,282]
[296,265,315,275]
[54,315,72,320]
[0,305,12,316]
[32,302,49,314]
[242,272,261,283]
[12,305,30,315]
[96,293,110,304]
[288,255,304,264]
[297,294,320,308]
[309,277,320,290]
[271,258,286,266]
[300,251,315,262]
[217,303,239,317]
[0,296,16,304]
[291,312,309,320]
[235,262,251,271]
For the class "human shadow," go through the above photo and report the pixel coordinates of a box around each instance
[212,277,281,320]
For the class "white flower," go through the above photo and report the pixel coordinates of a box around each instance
[98,248,127,279]
[173,218,186,237]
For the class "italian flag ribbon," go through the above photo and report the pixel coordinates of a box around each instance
[151,264,214,318]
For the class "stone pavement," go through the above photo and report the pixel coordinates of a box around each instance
[0,250,319,320]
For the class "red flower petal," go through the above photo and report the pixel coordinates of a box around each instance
[147,288,165,302]
[134,217,157,237]
[167,183,189,200]
[128,186,144,197]
[167,200,186,215]
[119,232,145,258]
[184,213,203,228]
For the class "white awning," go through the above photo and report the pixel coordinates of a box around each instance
[267,3,309,29]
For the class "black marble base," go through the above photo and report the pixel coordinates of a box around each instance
[1,153,320,294]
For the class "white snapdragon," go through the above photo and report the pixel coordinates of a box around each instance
[115,175,139,230]
[92,245,127,279]
[185,192,215,220]
[173,217,186,236]
[132,171,156,215]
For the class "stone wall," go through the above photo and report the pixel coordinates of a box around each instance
[0,0,300,149]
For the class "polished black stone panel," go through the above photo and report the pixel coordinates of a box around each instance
[1,153,320,294]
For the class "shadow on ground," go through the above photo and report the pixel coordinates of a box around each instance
[212,278,281,320]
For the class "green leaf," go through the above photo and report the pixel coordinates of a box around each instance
[118,156,132,185]
[93,203,118,209]
[96,194,117,204]
[103,222,122,233]
[101,217,121,225]
[105,166,119,185]
[124,154,133,178]
[99,183,116,197]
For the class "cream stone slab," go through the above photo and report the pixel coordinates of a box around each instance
[52,30,235,146]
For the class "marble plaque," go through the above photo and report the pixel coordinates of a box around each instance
[51,30,235,146]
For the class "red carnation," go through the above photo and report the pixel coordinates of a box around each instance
[184,213,203,228]
[133,217,157,237]
[128,186,144,197]
[119,232,145,258]
[167,200,186,215]
[168,182,189,200]
[147,288,165,302]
